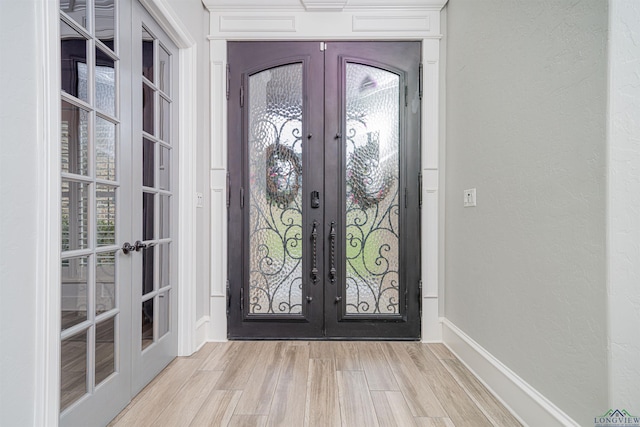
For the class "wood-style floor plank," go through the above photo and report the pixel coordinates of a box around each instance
[427,343,455,360]
[332,341,362,371]
[109,341,521,427]
[305,359,341,427]
[381,343,447,418]
[309,341,334,359]
[234,342,285,415]
[189,390,242,427]
[110,359,201,427]
[228,415,268,427]
[187,342,218,361]
[442,359,523,427]
[371,391,417,427]
[214,341,263,390]
[404,345,493,427]
[199,340,242,372]
[337,371,380,427]
[415,417,456,427]
[267,345,309,426]
[150,370,222,426]
[359,342,400,391]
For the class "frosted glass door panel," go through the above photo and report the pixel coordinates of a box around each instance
[248,64,304,315]
[344,64,400,315]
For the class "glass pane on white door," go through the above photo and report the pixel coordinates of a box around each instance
[59,1,127,424]
[134,16,176,369]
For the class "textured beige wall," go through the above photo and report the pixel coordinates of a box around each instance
[444,0,608,424]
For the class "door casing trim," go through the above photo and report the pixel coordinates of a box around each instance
[205,1,447,343]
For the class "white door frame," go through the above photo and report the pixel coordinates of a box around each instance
[36,0,198,424]
[202,0,448,342]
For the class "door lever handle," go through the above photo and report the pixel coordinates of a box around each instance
[134,240,147,252]
[311,220,319,284]
[329,221,336,284]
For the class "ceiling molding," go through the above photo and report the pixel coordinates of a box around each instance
[302,0,348,11]
[201,0,448,12]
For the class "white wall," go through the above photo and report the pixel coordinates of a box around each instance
[161,0,211,342]
[444,1,608,425]
[0,1,48,424]
[608,0,640,412]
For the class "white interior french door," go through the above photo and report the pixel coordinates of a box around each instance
[130,1,179,394]
[58,1,178,425]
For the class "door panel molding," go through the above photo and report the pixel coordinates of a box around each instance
[201,0,447,40]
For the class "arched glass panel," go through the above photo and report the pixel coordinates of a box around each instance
[248,64,304,315]
[344,63,400,315]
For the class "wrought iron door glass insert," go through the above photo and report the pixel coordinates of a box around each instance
[248,64,304,315]
[344,63,400,315]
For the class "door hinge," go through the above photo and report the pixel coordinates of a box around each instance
[418,280,422,316]
[226,279,231,315]
[404,187,408,209]
[320,42,327,51]
[404,85,408,107]
[226,64,230,101]
[240,187,245,208]
[418,172,423,208]
[240,286,244,311]
[240,74,245,108]
[419,63,423,100]
[226,172,231,208]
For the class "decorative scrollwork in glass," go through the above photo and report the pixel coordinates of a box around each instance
[347,131,393,210]
[248,64,304,315]
[344,63,400,315]
[265,143,302,207]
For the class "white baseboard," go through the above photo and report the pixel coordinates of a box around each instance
[195,316,210,352]
[441,319,579,427]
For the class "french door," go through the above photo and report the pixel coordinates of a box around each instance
[59,1,178,425]
[130,2,179,394]
[228,42,422,339]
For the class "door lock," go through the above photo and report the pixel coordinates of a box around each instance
[311,191,320,209]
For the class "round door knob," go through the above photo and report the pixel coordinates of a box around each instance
[121,242,135,254]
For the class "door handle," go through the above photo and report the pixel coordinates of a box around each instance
[121,240,152,254]
[133,240,147,252]
[121,242,135,254]
[311,220,319,284]
[329,221,336,284]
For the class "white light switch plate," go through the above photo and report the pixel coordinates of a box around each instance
[464,188,476,207]
[196,192,204,208]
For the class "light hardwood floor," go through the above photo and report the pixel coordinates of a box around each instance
[109,341,522,427]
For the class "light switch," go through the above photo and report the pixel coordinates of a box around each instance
[196,192,204,208]
[464,188,476,207]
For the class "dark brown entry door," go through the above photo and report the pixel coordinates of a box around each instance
[228,41,421,339]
